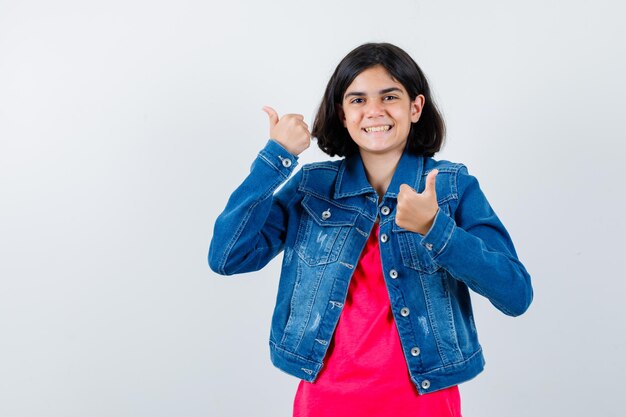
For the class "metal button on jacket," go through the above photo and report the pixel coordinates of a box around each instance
[425,242,433,251]
[281,158,292,168]
[321,209,331,220]
[411,347,421,356]
[421,380,431,390]
[389,269,398,279]
[381,206,390,216]
[400,307,410,317]
[380,233,388,243]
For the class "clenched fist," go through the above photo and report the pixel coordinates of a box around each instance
[262,106,311,156]
[395,169,440,235]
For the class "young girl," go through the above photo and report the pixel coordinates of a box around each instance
[209,42,533,417]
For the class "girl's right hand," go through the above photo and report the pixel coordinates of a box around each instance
[262,106,311,156]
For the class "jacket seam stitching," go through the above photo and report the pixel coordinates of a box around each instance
[298,191,367,216]
[418,347,483,374]
[270,340,324,366]
[258,153,290,179]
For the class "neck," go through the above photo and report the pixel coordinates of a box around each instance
[359,148,403,201]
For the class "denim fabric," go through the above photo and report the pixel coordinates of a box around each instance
[209,139,533,394]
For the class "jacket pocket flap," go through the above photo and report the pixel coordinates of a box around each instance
[301,195,358,227]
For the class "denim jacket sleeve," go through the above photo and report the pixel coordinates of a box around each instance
[419,165,533,316]
[208,140,302,275]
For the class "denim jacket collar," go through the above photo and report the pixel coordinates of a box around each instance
[334,145,425,200]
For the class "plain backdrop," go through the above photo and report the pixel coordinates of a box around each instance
[1,0,625,416]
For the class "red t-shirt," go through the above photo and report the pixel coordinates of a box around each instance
[293,224,462,417]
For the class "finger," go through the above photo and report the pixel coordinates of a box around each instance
[281,114,304,122]
[262,106,279,127]
[424,169,439,194]
[399,183,416,196]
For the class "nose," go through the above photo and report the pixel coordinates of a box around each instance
[365,100,384,117]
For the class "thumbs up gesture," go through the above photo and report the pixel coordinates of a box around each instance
[262,106,311,156]
[395,169,440,235]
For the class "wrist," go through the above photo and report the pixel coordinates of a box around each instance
[419,207,440,235]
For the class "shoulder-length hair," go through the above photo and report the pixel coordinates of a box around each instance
[312,43,445,157]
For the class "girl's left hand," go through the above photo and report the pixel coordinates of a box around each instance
[395,169,440,235]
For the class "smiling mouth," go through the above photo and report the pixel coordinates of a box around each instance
[363,125,392,133]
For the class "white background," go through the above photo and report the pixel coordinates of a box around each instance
[1,1,625,416]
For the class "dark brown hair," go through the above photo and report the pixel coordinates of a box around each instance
[312,43,445,157]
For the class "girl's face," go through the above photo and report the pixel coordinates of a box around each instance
[340,65,424,159]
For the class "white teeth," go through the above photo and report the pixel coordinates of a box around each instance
[364,125,391,132]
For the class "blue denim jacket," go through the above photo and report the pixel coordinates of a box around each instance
[209,139,533,394]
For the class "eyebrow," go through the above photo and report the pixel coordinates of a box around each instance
[344,87,404,99]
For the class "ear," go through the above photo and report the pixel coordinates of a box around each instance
[410,94,426,123]
[335,104,346,127]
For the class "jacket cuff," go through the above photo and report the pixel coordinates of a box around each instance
[420,208,456,260]
[258,139,299,178]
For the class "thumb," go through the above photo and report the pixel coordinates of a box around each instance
[424,169,439,195]
[262,106,279,127]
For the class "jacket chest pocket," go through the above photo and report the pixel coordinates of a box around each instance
[295,195,358,266]
[393,202,451,274]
